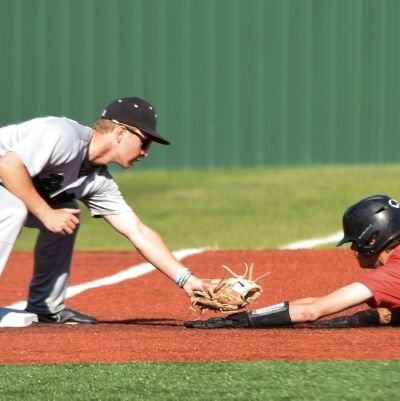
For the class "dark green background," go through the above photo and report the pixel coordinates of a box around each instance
[1,0,399,169]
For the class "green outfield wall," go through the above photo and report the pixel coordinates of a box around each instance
[1,0,399,169]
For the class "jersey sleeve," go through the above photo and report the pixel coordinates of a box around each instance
[357,263,400,308]
[11,130,58,176]
[10,119,78,177]
[79,167,132,217]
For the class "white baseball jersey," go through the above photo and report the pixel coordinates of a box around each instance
[0,116,132,216]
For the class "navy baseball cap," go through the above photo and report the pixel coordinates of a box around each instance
[101,97,170,145]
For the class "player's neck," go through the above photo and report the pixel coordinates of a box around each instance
[88,129,114,165]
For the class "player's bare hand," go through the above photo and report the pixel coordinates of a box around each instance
[43,208,80,234]
[182,275,202,297]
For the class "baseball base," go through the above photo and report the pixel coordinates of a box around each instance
[0,308,38,327]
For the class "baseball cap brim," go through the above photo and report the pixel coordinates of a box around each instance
[139,127,170,145]
[102,117,171,145]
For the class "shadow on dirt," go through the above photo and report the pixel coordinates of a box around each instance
[98,318,183,327]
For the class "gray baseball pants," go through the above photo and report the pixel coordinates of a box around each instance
[0,185,79,314]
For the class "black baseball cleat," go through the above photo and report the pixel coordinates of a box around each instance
[27,307,98,324]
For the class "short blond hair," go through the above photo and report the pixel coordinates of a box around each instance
[91,119,117,133]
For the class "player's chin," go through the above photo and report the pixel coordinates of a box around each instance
[116,155,142,169]
[121,159,138,168]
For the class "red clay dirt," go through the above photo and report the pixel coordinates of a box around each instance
[0,249,399,364]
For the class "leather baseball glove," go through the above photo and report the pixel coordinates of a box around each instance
[191,263,269,312]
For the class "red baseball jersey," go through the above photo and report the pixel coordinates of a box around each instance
[358,246,400,308]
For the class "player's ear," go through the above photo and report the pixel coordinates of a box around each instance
[115,127,125,143]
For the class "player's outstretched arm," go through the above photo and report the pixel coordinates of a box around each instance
[289,282,373,322]
[185,282,374,329]
[104,211,202,295]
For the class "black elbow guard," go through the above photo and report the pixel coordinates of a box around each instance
[247,302,293,328]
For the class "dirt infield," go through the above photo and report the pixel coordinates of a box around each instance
[0,249,399,364]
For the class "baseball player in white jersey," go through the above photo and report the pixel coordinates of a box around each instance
[0,97,203,326]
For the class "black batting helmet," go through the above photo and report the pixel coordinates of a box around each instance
[337,194,400,256]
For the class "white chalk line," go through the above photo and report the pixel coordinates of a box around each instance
[6,232,343,311]
[7,247,205,310]
[281,231,343,250]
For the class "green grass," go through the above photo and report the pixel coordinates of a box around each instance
[7,164,400,400]
[15,164,400,250]
[1,361,399,401]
